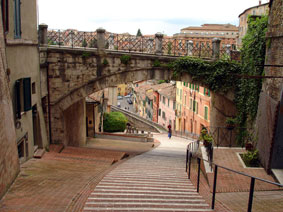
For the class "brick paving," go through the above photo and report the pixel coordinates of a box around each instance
[0,139,156,212]
[206,148,282,193]
[188,146,283,212]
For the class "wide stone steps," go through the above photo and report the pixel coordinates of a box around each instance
[83,148,211,212]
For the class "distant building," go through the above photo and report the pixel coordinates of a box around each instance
[157,85,176,129]
[175,82,211,136]
[237,1,269,48]
[152,83,173,123]
[174,24,238,51]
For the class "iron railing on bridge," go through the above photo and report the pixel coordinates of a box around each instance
[47,29,235,59]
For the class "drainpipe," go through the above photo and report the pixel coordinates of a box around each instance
[46,61,52,144]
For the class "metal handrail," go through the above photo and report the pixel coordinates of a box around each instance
[186,149,283,212]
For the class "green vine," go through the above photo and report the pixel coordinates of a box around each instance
[172,57,241,94]
[120,55,131,65]
[171,15,268,146]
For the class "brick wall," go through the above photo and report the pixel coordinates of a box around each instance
[256,0,283,171]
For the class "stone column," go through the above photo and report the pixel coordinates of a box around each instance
[109,34,115,50]
[226,44,231,56]
[155,33,163,55]
[96,28,106,51]
[187,40,194,56]
[39,24,48,46]
[212,38,221,60]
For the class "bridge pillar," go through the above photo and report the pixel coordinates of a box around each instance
[38,24,48,46]
[212,38,221,60]
[96,28,106,51]
[155,33,163,55]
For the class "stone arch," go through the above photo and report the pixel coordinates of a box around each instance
[42,47,237,146]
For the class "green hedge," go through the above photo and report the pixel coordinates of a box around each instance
[103,112,128,132]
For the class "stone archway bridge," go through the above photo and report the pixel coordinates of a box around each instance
[39,25,237,147]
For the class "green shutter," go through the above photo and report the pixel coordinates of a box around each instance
[205,107,208,120]
[189,83,191,89]
[208,90,211,97]
[15,80,21,119]
[23,78,32,111]
[204,88,206,95]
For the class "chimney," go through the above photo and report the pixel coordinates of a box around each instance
[259,0,262,5]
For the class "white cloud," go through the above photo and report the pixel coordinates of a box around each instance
[38,0,269,35]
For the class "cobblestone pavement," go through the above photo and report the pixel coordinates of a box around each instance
[0,139,156,212]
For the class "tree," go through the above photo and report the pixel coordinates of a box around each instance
[136,29,142,37]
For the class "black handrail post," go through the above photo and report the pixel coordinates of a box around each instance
[197,158,201,192]
[247,177,255,212]
[186,149,189,172]
[188,152,192,179]
[212,165,218,209]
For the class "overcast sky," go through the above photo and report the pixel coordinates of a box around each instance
[38,0,269,36]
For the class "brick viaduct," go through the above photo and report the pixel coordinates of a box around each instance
[39,26,237,147]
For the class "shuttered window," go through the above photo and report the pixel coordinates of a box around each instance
[15,78,32,119]
[14,0,21,38]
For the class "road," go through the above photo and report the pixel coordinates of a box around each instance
[117,96,134,112]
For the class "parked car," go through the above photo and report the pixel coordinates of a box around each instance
[117,96,123,100]
[127,99,133,104]
[117,102,121,107]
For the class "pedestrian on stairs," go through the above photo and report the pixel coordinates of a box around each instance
[167,124,172,139]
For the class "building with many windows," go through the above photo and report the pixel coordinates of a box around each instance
[175,81,211,136]
[157,85,176,129]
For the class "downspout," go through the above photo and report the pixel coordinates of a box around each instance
[46,61,52,144]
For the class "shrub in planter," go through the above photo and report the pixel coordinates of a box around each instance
[103,112,128,132]
[242,150,260,167]
[199,128,213,147]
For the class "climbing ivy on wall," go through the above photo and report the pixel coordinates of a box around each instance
[171,15,268,146]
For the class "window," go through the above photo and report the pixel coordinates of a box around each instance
[162,111,166,120]
[189,98,192,110]
[15,78,32,119]
[173,101,176,110]
[184,94,187,106]
[154,96,156,103]
[1,0,9,32]
[193,100,198,114]
[204,106,208,120]
[177,88,179,96]
[163,96,165,104]
[168,99,169,107]
[180,90,182,100]
[158,109,161,116]
[32,82,36,94]
[14,0,21,38]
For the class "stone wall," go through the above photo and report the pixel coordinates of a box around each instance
[0,11,19,199]
[256,0,283,171]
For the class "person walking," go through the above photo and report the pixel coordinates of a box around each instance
[167,124,172,139]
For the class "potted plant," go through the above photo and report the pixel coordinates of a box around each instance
[199,128,213,148]
[225,117,236,130]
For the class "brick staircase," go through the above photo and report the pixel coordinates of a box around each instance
[83,153,212,212]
